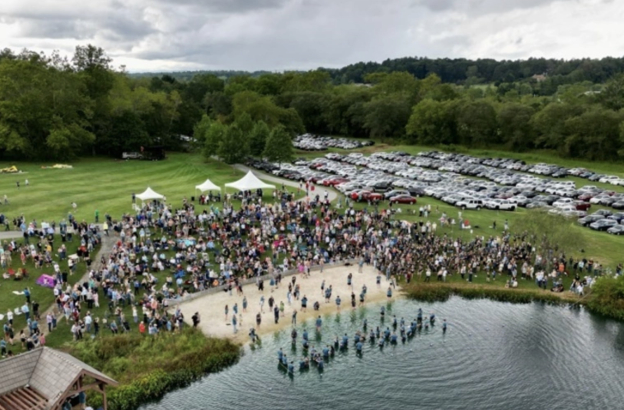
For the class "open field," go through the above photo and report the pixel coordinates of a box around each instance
[0,154,249,224]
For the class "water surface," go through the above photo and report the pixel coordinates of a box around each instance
[144,297,624,410]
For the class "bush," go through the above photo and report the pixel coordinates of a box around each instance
[586,275,624,321]
[66,328,240,410]
[405,283,568,306]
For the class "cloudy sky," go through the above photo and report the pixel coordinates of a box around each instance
[1,0,623,72]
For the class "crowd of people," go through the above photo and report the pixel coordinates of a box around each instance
[2,183,617,359]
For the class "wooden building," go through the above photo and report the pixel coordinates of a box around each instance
[0,347,117,410]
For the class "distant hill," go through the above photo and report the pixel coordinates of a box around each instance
[129,56,624,86]
[128,70,279,81]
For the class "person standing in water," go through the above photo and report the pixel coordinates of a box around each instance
[442,319,447,335]
[316,316,322,331]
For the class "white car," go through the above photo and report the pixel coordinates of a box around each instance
[456,199,484,210]
[485,199,517,211]
[599,175,620,184]
[553,198,574,208]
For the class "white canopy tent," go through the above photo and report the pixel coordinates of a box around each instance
[225,171,276,191]
[136,187,164,201]
[195,179,221,192]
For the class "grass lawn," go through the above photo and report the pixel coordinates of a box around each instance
[0,154,251,224]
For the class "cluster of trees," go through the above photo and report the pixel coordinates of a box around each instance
[2,45,624,163]
[193,113,294,165]
[157,56,624,95]
[322,56,624,91]
[0,46,196,159]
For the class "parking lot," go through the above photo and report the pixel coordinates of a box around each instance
[247,143,624,236]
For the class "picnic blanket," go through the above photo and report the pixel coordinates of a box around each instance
[176,238,196,247]
[36,274,56,289]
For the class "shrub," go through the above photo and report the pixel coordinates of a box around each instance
[66,328,240,410]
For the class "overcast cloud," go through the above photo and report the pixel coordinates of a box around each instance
[1,0,623,72]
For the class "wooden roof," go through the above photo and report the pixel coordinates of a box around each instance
[0,347,117,410]
[0,386,47,410]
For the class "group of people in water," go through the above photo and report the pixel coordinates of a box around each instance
[277,307,447,374]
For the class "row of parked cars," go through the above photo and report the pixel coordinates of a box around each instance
[370,151,624,211]
[314,152,624,234]
[420,151,624,186]
[247,150,624,235]
[293,134,374,151]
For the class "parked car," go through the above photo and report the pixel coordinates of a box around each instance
[607,225,624,235]
[384,189,411,199]
[612,201,624,210]
[389,195,417,204]
[122,152,142,159]
[485,199,516,211]
[578,214,604,226]
[589,219,618,231]
[455,199,484,210]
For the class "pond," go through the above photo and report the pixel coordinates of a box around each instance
[143,297,624,410]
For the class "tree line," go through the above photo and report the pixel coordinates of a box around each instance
[1,45,624,162]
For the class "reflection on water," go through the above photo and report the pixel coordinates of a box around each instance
[143,297,624,410]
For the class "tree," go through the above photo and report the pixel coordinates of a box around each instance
[203,121,226,159]
[192,114,212,150]
[514,211,585,272]
[600,73,624,110]
[563,107,624,160]
[185,74,224,106]
[234,112,254,135]
[249,121,270,156]
[286,92,330,133]
[405,99,456,145]
[531,102,584,153]
[497,103,535,151]
[457,100,498,146]
[263,125,293,166]
[218,124,248,164]
[97,110,147,156]
[363,95,411,139]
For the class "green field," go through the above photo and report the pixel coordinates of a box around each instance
[0,154,249,224]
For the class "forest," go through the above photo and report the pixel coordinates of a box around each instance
[1,46,624,162]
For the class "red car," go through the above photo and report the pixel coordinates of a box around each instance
[367,192,384,201]
[577,193,594,201]
[573,201,591,211]
[351,190,369,201]
[390,195,417,204]
[323,177,348,187]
